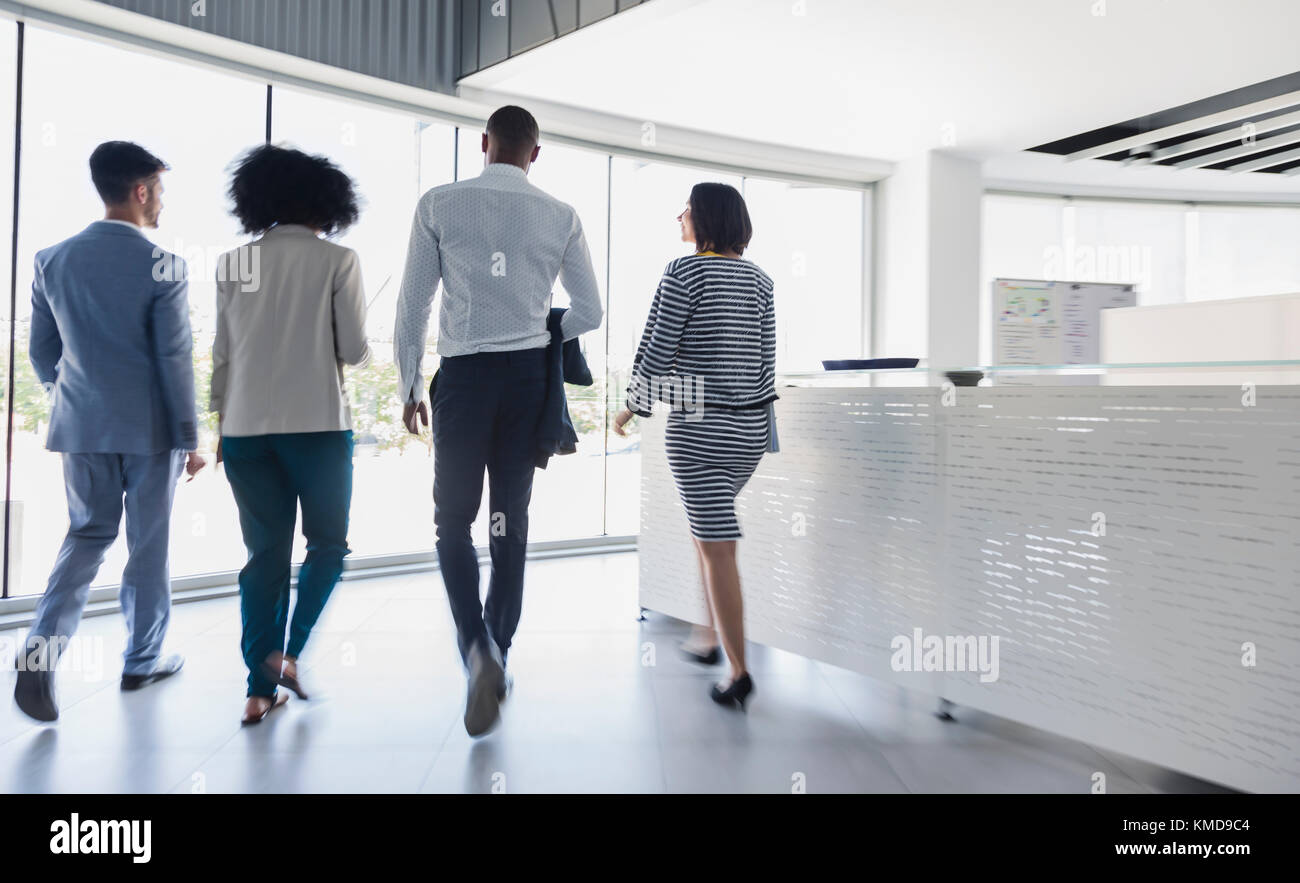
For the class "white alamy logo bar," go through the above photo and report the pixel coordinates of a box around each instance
[49,814,151,864]
[890,627,1001,683]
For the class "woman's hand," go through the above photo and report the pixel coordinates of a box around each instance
[184,451,207,482]
[612,408,635,437]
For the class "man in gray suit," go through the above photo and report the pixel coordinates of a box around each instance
[13,141,206,722]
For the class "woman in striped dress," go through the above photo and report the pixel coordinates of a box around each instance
[613,182,776,710]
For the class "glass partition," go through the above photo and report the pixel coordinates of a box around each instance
[780,359,1300,388]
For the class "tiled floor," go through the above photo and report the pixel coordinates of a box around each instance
[0,552,1233,794]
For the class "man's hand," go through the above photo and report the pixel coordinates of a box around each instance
[403,400,429,436]
[612,408,634,438]
[185,450,207,482]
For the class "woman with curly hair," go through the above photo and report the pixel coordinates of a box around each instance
[210,144,372,725]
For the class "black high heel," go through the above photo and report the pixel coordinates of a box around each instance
[710,673,754,710]
[680,644,721,666]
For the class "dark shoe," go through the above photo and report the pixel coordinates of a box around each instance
[261,658,309,700]
[680,643,721,666]
[710,673,754,710]
[464,640,505,737]
[120,653,184,691]
[240,690,290,726]
[14,668,58,723]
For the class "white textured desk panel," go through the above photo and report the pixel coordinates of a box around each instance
[638,385,1300,792]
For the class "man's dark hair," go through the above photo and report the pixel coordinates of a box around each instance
[89,141,169,204]
[485,105,540,156]
[689,182,753,256]
[227,144,361,236]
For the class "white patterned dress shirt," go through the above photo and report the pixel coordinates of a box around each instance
[394,162,605,404]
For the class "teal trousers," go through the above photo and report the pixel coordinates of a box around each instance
[223,431,353,697]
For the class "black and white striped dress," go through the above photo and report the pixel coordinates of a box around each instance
[627,252,777,541]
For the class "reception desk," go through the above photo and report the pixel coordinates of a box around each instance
[638,366,1300,793]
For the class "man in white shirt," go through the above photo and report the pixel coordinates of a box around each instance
[395,105,603,736]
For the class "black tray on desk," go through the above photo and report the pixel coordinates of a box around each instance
[821,358,920,371]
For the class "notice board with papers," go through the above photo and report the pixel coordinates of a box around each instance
[993,278,1137,365]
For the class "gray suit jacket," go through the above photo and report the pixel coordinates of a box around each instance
[29,220,197,454]
[210,224,371,437]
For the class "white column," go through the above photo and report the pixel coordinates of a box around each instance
[874,150,983,367]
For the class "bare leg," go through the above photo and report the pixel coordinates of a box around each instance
[683,539,718,651]
[698,539,746,682]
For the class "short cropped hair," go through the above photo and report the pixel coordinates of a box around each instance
[689,183,752,256]
[89,141,169,204]
[486,105,540,155]
[227,144,360,236]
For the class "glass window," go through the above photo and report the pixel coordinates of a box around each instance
[271,86,455,557]
[606,158,742,535]
[742,178,867,372]
[12,25,265,594]
[453,129,611,539]
[1188,205,1300,302]
[0,19,14,596]
[1,22,882,589]
[1068,200,1186,306]
[513,140,609,540]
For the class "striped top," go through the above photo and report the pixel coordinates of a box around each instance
[626,253,777,416]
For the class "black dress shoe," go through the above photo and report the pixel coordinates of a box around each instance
[14,668,58,722]
[680,644,721,666]
[121,654,185,691]
[464,641,505,737]
[710,673,754,710]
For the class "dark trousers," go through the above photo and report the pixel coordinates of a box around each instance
[431,349,547,666]
[223,431,354,697]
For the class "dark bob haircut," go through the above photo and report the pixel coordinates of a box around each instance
[688,182,752,256]
[89,141,169,205]
[227,144,360,236]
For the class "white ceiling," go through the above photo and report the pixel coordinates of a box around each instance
[462,0,1300,194]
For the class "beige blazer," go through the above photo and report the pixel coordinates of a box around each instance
[211,225,371,436]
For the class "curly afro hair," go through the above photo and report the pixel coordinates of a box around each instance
[227,143,361,236]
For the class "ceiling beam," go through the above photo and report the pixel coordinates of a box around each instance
[1228,144,1300,173]
[1152,108,1300,162]
[1065,90,1300,162]
[1173,127,1300,169]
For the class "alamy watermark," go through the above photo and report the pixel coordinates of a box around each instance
[151,241,261,292]
[626,373,706,420]
[5,633,105,682]
[890,627,1000,683]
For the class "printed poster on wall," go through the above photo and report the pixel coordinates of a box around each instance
[994,278,1137,366]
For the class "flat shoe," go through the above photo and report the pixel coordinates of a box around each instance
[241,690,290,726]
[261,660,309,700]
